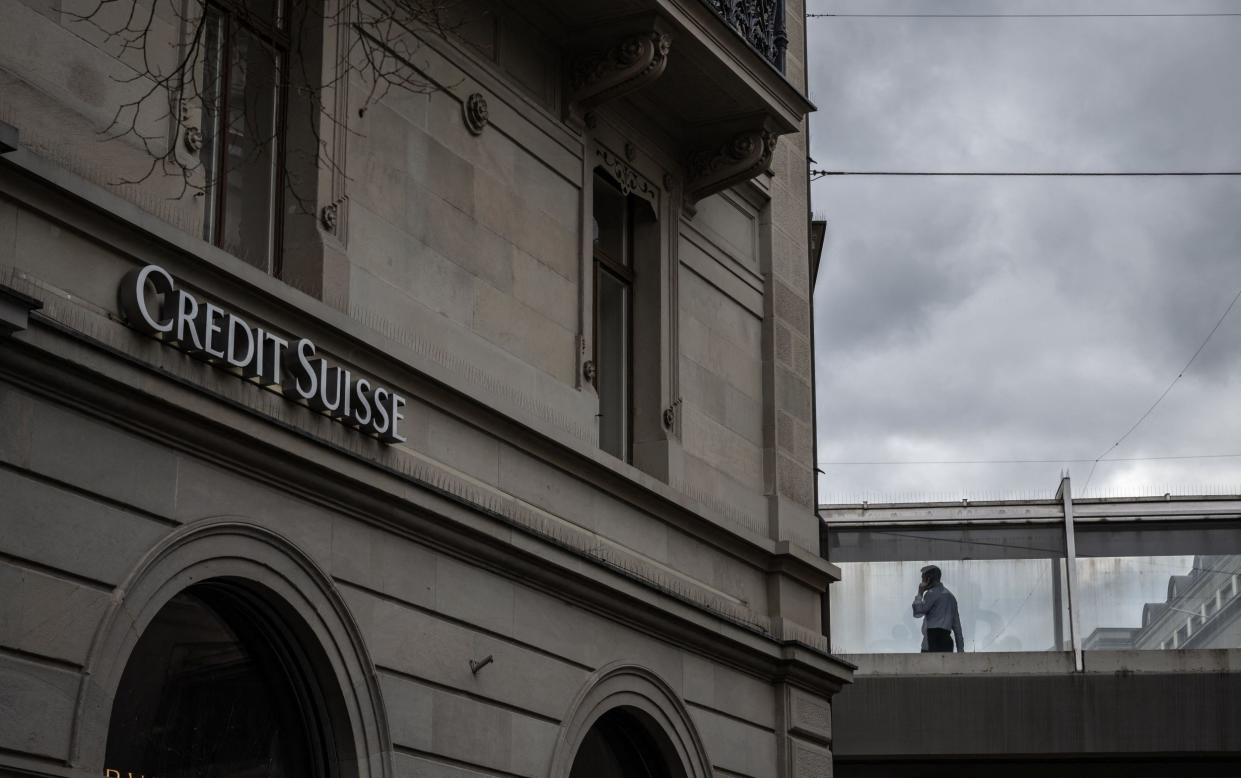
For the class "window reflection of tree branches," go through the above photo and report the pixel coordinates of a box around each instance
[200,0,287,273]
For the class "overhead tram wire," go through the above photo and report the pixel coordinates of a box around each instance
[807,7,1241,491]
[819,454,1241,466]
[810,170,1241,180]
[808,12,1241,19]
[811,183,1241,484]
[1080,281,1241,495]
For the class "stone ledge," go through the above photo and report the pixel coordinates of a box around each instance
[842,649,1241,677]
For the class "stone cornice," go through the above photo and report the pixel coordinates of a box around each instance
[0,324,852,693]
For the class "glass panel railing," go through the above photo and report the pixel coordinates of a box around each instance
[824,485,1241,663]
[1077,554,1241,650]
[829,558,1070,654]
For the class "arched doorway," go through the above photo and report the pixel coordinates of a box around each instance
[104,581,332,778]
[569,707,682,778]
[550,664,712,778]
[76,521,391,778]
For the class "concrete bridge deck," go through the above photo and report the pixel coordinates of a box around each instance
[831,649,1241,777]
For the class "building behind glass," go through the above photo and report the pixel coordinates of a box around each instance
[823,483,1241,777]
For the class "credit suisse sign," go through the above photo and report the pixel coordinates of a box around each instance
[119,264,408,443]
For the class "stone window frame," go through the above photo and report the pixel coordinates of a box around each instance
[73,520,392,778]
[174,0,350,304]
[195,0,293,273]
[591,166,640,463]
[581,126,681,482]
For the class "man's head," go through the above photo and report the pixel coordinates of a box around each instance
[920,565,942,586]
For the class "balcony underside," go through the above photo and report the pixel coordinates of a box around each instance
[543,0,813,139]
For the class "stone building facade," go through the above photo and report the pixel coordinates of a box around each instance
[0,1,850,776]
[1083,554,1241,651]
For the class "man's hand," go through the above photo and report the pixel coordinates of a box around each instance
[917,580,929,594]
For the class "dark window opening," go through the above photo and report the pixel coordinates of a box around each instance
[201,0,289,274]
[104,582,332,778]
[569,708,676,778]
[592,170,636,462]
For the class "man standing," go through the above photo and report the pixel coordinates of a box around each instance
[912,565,965,652]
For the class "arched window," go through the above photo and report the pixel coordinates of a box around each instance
[104,582,333,778]
[569,708,682,778]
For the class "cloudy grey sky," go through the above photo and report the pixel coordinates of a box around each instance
[807,1,1241,502]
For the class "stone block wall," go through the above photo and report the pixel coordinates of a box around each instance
[677,190,770,532]
[346,87,580,387]
[0,379,795,777]
[0,0,824,552]
[0,1,850,775]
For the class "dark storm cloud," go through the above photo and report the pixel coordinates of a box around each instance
[808,1,1241,501]
[819,177,1003,350]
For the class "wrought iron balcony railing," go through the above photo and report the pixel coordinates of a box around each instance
[702,0,788,72]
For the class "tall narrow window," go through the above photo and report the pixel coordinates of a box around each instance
[593,171,634,461]
[200,0,288,273]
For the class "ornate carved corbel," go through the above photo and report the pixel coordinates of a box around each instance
[684,127,778,211]
[567,29,672,126]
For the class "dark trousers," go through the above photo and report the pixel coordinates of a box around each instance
[923,628,953,653]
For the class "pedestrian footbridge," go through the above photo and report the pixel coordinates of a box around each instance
[822,480,1241,776]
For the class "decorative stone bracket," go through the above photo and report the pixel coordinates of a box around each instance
[0,121,17,155]
[566,27,673,127]
[0,284,42,337]
[662,397,682,431]
[174,97,204,169]
[684,127,778,212]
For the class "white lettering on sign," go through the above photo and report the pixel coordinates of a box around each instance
[118,264,408,443]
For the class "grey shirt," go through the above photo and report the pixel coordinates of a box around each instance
[912,583,965,652]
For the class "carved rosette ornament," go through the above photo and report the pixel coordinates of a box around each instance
[567,30,672,125]
[685,128,778,209]
[463,92,489,135]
